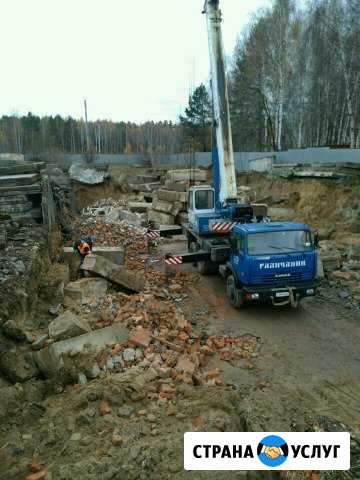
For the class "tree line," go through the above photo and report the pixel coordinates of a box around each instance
[0,114,184,155]
[0,0,359,155]
[230,0,360,150]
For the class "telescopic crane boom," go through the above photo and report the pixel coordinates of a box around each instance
[203,0,237,205]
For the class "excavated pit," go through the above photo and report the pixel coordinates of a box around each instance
[1,164,360,479]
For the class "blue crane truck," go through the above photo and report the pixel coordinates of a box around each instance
[150,0,319,308]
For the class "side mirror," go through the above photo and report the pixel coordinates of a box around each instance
[313,232,319,249]
[230,237,237,250]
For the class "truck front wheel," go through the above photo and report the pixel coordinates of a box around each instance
[226,275,244,309]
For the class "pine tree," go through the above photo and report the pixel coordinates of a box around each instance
[180,84,212,152]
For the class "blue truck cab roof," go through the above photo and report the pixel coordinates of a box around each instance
[232,222,310,235]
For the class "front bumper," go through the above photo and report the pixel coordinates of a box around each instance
[242,280,319,304]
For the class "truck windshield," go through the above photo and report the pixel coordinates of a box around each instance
[195,190,214,210]
[247,230,313,255]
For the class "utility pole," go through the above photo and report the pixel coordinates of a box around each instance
[84,99,90,153]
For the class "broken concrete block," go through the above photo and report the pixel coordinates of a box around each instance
[0,173,39,187]
[63,246,124,266]
[148,209,174,226]
[118,209,147,227]
[166,169,207,183]
[81,254,146,292]
[128,202,152,213]
[34,324,129,378]
[64,278,108,304]
[129,182,161,192]
[69,164,105,185]
[94,246,124,265]
[0,349,38,383]
[136,173,160,183]
[152,199,182,217]
[48,311,91,341]
[157,190,180,203]
[164,181,188,192]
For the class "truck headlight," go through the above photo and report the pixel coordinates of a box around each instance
[306,289,314,295]
[251,293,259,300]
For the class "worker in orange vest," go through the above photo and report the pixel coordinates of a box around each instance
[73,236,93,265]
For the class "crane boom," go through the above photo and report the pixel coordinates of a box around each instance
[203,0,237,205]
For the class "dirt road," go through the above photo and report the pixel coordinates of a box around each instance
[160,240,360,434]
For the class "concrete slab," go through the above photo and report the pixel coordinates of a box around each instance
[128,202,153,213]
[0,184,42,196]
[152,199,182,217]
[118,209,147,227]
[81,254,146,291]
[129,182,161,192]
[62,246,125,265]
[166,169,207,182]
[157,190,180,203]
[148,209,175,226]
[0,162,45,176]
[0,173,39,187]
[64,277,108,304]
[34,324,129,377]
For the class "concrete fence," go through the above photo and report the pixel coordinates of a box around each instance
[23,147,360,172]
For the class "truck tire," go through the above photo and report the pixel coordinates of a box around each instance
[226,275,244,309]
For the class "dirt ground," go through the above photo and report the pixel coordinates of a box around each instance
[1,169,360,480]
[159,239,360,435]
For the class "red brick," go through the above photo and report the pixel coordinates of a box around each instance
[99,401,111,416]
[129,327,151,348]
[25,472,47,480]
[175,355,195,374]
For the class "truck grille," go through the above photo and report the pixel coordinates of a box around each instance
[251,272,311,284]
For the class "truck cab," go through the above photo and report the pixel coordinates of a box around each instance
[222,222,318,308]
[188,186,217,235]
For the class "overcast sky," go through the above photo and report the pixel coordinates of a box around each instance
[1,0,272,123]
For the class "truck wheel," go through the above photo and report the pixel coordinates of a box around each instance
[226,275,244,309]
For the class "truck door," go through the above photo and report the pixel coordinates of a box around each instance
[230,234,246,283]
